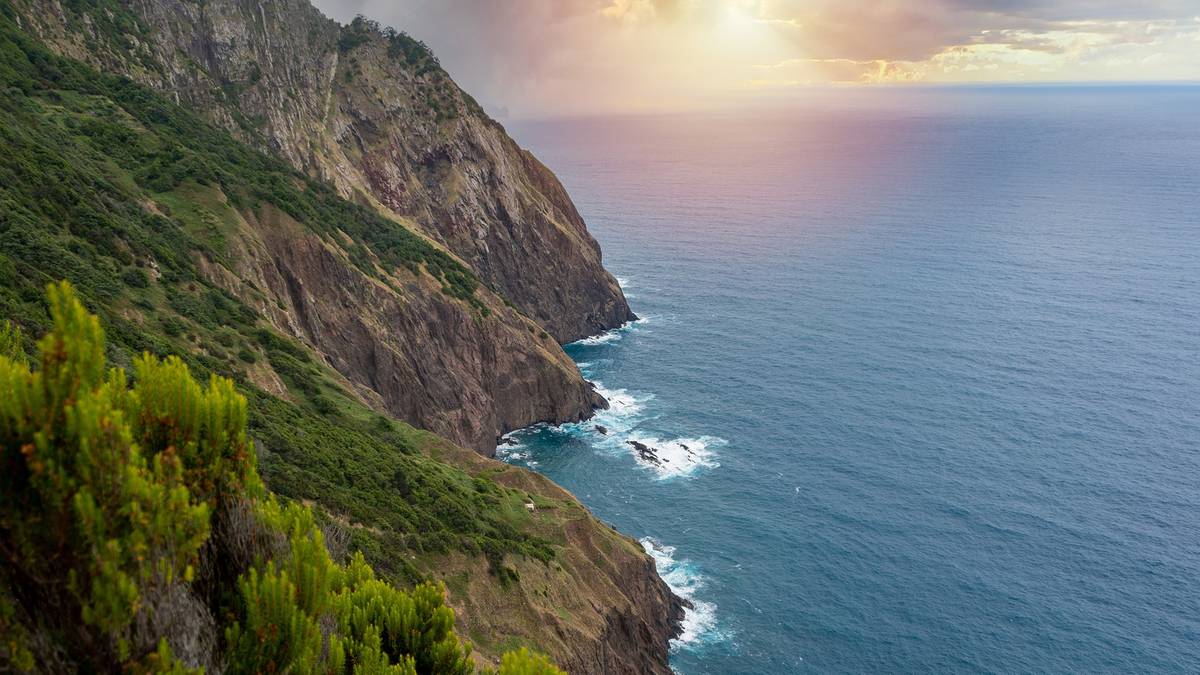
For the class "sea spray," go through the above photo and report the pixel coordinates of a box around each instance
[641,538,726,650]
[616,276,637,299]
[625,433,723,479]
[510,380,723,480]
[498,295,728,651]
[504,315,722,480]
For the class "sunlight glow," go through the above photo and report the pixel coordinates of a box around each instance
[314,0,1200,116]
[721,3,755,35]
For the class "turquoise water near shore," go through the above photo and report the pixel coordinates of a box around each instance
[501,88,1200,673]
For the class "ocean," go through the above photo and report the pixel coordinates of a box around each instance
[500,86,1200,674]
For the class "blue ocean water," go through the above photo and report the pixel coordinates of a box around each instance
[501,87,1200,674]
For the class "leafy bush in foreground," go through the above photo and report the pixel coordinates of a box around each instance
[0,282,561,674]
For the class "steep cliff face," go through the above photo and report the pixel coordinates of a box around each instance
[325,27,635,343]
[14,0,632,451]
[17,0,633,343]
[196,199,605,454]
[0,10,682,671]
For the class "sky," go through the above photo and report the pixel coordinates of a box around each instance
[312,0,1200,116]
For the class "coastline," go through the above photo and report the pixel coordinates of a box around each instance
[497,307,725,659]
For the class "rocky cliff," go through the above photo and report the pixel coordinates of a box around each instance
[17,0,633,342]
[197,198,605,455]
[14,0,634,452]
[0,6,682,671]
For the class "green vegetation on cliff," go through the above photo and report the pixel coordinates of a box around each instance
[0,4,680,672]
[0,7,576,670]
[0,282,563,673]
[0,1,480,309]
[0,2,540,586]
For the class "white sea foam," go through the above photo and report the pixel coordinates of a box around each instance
[568,316,649,347]
[552,382,723,479]
[494,443,527,462]
[624,433,723,480]
[496,380,721,479]
[591,383,650,422]
[640,538,725,650]
[574,330,624,346]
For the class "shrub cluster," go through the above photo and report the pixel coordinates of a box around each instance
[0,283,562,674]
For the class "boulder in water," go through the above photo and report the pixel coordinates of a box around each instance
[626,440,661,464]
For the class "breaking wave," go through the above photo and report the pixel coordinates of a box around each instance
[641,538,726,649]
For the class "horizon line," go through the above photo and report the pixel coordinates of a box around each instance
[498,81,1200,122]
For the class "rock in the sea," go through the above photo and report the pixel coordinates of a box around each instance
[595,425,608,435]
[626,440,661,464]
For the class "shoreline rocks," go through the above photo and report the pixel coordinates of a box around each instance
[627,440,661,465]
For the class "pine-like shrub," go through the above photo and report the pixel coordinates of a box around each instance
[0,282,561,673]
[497,648,566,675]
[0,281,220,666]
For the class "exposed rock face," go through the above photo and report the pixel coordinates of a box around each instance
[17,0,633,449]
[19,0,633,343]
[336,75,636,343]
[199,202,604,453]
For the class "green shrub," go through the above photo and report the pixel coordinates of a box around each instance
[224,562,334,674]
[0,12,567,667]
[0,282,561,672]
[226,498,475,674]
[122,267,150,288]
[496,648,567,675]
[0,320,22,362]
[0,281,233,666]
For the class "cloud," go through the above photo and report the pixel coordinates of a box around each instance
[600,0,683,22]
[747,1,1200,85]
[310,1,1200,115]
[758,0,1198,61]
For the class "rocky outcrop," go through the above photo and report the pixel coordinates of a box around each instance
[333,55,636,343]
[198,201,604,453]
[17,0,633,343]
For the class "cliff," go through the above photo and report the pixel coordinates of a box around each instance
[17,0,634,342]
[14,0,634,453]
[0,8,682,671]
